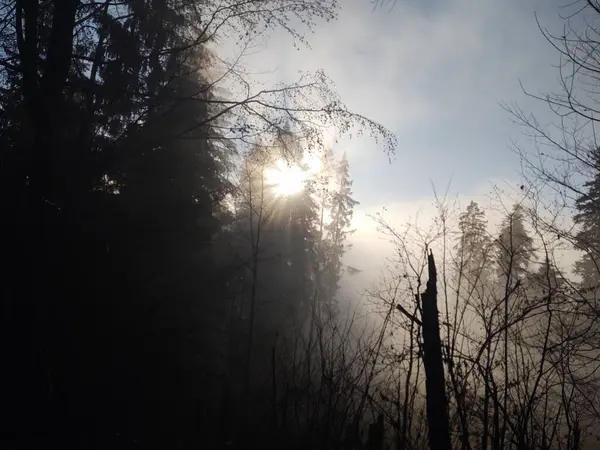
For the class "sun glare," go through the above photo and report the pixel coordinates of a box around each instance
[264,152,323,197]
[265,160,307,196]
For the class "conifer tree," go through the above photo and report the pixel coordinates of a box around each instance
[495,204,534,281]
[0,1,398,447]
[573,148,600,289]
[455,201,492,286]
[321,152,359,311]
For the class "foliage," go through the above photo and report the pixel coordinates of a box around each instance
[495,204,534,282]
[574,148,600,289]
[370,193,600,450]
[320,151,360,310]
[0,1,396,449]
[455,200,492,287]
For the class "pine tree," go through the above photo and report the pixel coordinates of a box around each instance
[321,152,359,311]
[455,201,492,286]
[0,4,238,446]
[495,204,534,282]
[0,1,393,448]
[573,148,600,289]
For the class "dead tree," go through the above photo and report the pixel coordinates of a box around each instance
[421,251,452,450]
[365,413,384,450]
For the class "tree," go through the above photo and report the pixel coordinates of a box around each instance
[502,1,600,436]
[0,2,400,449]
[320,151,359,312]
[228,130,322,392]
[573,148,600,290]
[495,204,534,282]
[1,0,396,204]
[455,201,492,287]
[420,251,453,450]
[370,196,585,450]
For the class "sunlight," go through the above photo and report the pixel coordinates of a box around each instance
[264,150,325,197]
[265,159,307,196]
[304,152,322,174]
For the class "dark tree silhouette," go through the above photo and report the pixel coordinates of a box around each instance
[573,148,600,290]
[420,251,452,450]
[0,1,397,449]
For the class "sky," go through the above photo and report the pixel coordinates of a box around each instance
[248,0,568,200]
[223,0,586,286]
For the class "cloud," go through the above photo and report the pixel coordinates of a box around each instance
[218,0,566,188]
[217,0,583,288]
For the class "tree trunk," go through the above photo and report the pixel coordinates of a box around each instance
[421,251,452,450]
[571,421,581,450]
[365,414,384,450]
[15,2,80,446]
[19,0,80,202]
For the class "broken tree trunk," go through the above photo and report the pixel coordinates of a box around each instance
[421,251,452,450]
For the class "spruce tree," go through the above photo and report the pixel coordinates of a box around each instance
[495,204,534,281]
[321,152,359,311]
[455,201,492,286]
[0,1,396,448]
[573,148,600,289]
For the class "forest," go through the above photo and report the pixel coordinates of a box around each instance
[1,0,600,449]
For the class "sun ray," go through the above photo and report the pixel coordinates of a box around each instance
[265,159,307,196]
[264,148,327,197]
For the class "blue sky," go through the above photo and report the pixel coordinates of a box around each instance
[234,0,569,203]
[222,0,583,281]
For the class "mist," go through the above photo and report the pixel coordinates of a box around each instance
[2,1,600,449]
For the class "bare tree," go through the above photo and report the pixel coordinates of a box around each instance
[367,186,600,450]
[503,1,600,440]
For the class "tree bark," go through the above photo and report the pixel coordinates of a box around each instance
[421,251,452,450]
[18,0,80,202]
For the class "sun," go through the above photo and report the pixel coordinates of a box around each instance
[265,159,307,196]
[264,151,325,197]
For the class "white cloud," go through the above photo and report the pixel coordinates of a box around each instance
[217,0,585,292]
